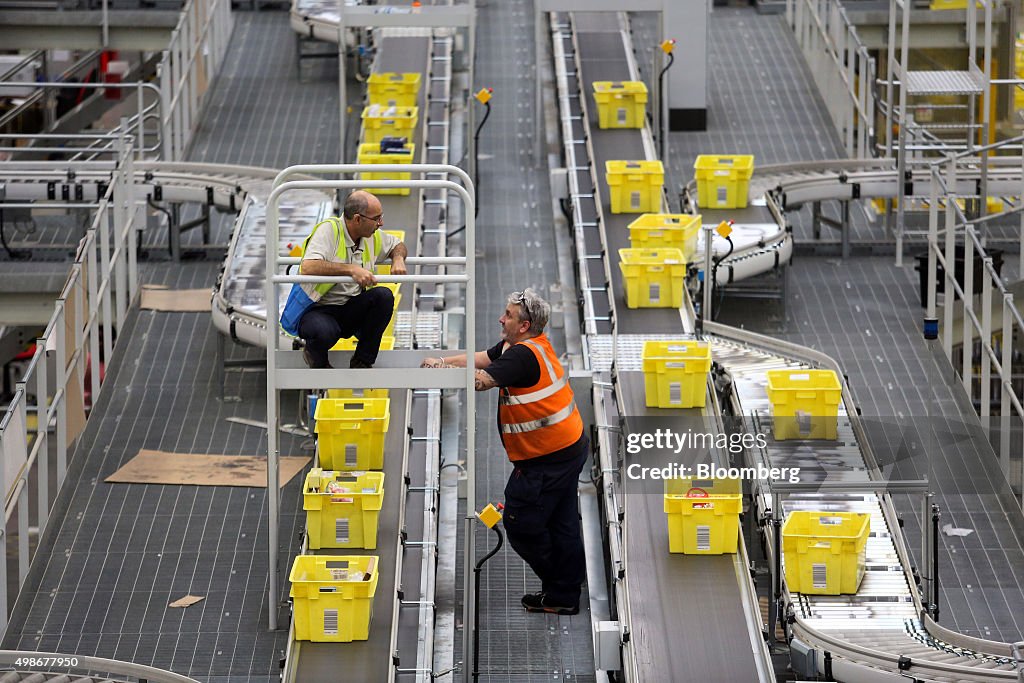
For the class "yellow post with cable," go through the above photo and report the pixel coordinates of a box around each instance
[472,503,503,682]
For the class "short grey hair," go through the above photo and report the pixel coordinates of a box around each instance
[507,288,550,333]
[343,191,371,219]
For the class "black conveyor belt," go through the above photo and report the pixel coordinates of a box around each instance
[291,32,432,683]
[574,14,764,682]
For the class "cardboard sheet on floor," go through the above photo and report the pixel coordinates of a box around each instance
[140,285,211,312]
[105,449,310,487]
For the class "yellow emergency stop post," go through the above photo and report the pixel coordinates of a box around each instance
[476,503,502,528]
[474,87,493,105]
[716,220,734,239]
[661,39,676,55]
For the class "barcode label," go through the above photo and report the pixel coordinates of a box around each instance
[696,525,711,551]
[812,564,827,589]
[795,411,812,434]
[649,282,660,303]
[323,609,339,635]
[336,518,350,545]
[616,107,627,125]
[669,382,681,405]
[717,186,728,206]
[345,444,358,468]
[630,190,641,209]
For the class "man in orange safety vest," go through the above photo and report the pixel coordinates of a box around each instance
[422,288,589,615]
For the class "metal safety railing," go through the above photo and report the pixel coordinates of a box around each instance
[263,164,480,682]
[923,138,1024,512]
[0,650,201,683]
[0,134,140,633]
[159,0,233,161]
[786,0,876,160]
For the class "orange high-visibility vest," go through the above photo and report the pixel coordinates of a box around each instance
[498,334,584,461]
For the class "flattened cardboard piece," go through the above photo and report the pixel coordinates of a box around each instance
[105,449,310,487]
[140,286,211,312]
[169,595,205,608]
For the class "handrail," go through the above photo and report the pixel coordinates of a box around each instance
[0,133,140,637]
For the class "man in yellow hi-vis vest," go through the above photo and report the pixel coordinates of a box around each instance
[421,289,589,616]
[290,190,407,369]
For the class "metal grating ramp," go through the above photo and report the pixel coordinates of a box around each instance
[904,70,984,95]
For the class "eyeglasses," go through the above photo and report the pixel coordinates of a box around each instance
[511,291,532,322]
[359,212,384,225]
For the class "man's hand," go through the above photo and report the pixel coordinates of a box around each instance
[391,255,408,276]
[420,357,445,368]
[474,369,497,391]
[351,266,377,287]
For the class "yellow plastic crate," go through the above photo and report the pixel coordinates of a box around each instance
[783,511,870,595]
[693,155,755,209]
[627,213,702,260]
[367,72,422,107]
[303,469,385,549]
[384,292,402,336]
[617,248,685,308]
[766,369,842,441]
[314,398,390,470]
[289,555,379,642]
[605,160,664,214]
[331,336,395,352]
[930,0,982,8]
[357,143,416,196]
[592,81,648,129]
[641,340,712,408]
[663,478,742,554]
[327,388,389,400]
[361,105,419,144]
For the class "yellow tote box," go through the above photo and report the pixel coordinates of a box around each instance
[765,369,842,441]
[331,336,395,352]
[605,160,664,214]
[384,292,402,336]
[361,105,419,144]
[663,478,742,554]
[303,469,385,550]
[289,555,379,642]
[367,72,421,107]
[642,340,712,408]
[592,81,648,129]
[314,398,390,470]
[357,142,416,196]
[783,511,870,595]
[693,154,754,209]
[628,213,702,260]
[618,248,685,308]
[328,388,389,400]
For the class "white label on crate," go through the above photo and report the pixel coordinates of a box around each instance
[818,516,844,526]
[789,373,811,381]
[717,186,728,206]
[631,191,641,209]
[336,518,350,545]
[812,564,828,589]
[696,525,711,551]
[330,568,350,581]
[323,609,339,636]
[345,444,358,468]
[617,107,627,125]
[649,282,660,302]
[669,382,682,405]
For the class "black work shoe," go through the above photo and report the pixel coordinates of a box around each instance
[349,357,373,369]
[521,592,579,616]
[302,347,332,369]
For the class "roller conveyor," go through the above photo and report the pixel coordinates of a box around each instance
[559,11,774,681]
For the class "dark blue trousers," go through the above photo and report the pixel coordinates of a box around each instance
[298,287,394,368]
[502,441,589,607]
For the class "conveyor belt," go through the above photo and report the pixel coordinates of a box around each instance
[287,31,440,683]
[567,12,772,682]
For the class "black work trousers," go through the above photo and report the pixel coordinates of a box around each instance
[502,440,589,607]
[298,287,394,368]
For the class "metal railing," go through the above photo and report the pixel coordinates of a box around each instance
[159,0,234,161]
[0,133,139,632]
[786,0,876,159]
[0,650,201,683]
[923,138,1024,511]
